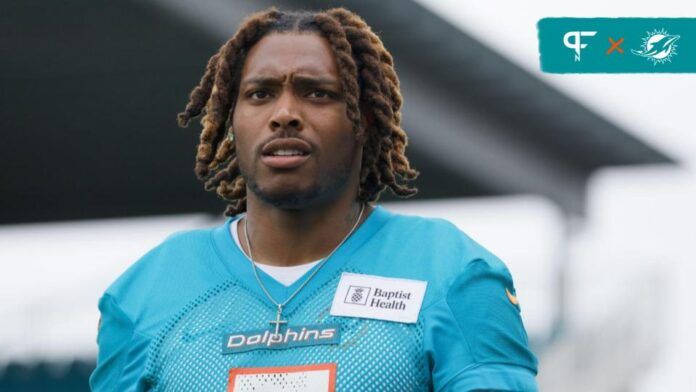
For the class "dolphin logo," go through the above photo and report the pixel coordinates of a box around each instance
[505,288,519,306]
[632,30,680,64]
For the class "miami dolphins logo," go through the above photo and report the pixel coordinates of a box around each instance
[631,28,680,65]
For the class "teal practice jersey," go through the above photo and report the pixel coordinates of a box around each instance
[90,205,538,391]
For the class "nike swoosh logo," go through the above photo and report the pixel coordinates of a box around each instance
[505,288,519,306]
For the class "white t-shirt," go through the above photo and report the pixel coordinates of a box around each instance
[230,216,322,287]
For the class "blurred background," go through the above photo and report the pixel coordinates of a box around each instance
[1,0,694,390]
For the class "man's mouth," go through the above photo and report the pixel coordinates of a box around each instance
[267,149,308,157]
[260,138,312,169]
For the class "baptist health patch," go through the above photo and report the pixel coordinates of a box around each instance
[330,272,427,323]
[222,324,340,354]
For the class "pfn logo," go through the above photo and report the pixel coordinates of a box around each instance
[563,31,597,61]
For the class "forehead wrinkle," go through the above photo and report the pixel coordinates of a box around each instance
[241,33,339,85]
[289,74,338,85]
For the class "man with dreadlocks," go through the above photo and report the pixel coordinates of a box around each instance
[91,7,538,392]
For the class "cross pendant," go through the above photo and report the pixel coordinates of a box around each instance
[269,304,287,336]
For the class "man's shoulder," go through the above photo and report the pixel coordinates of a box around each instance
[381,209,467,246]
[381,209,500,267]
[102,222,230,335]
[373,209,510,305]
[105,225,214,291]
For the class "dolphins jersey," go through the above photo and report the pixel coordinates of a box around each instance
[90,205,538,391]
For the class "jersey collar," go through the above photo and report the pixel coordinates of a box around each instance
[210,204,392,315]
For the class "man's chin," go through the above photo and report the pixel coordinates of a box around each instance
[242,164,354,210]
[249,183,322,210]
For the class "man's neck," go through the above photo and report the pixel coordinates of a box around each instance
[238,195,372,267]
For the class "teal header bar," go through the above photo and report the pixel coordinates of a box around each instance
[538,18,696,73]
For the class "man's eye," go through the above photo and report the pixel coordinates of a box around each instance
[249,90,270,99]
[308,90,331,99]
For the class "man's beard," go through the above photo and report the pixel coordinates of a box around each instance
[241,163,354,210]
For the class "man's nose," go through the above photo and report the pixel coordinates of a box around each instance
[269,92,303,132]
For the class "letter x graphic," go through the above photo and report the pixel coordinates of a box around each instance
[607,37,624,55]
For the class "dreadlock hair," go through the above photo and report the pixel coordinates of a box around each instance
[176,7,419,216]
